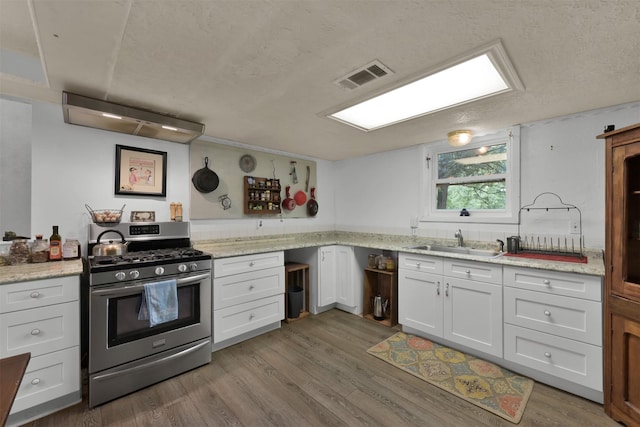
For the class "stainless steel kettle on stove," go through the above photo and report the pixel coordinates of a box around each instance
[372,295,389,320]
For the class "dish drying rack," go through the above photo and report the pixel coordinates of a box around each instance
[517,192,583,258]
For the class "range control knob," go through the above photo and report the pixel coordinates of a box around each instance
[129,270,140,279]
[189,263,198,272]
[178,264,188,273]
[154,266,165,276]
[115,271,126,281]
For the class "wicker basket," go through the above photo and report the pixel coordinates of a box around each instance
[85,204,125,226]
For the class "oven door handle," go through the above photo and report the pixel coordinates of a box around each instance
[91,340,211,382]
[91,273,211,295]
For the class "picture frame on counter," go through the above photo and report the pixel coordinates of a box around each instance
[115,145,167,197]
[130,211,156,222]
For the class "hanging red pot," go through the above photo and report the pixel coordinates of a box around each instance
[282,186,296,211]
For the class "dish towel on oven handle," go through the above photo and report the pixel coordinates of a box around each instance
[138,279,178,326]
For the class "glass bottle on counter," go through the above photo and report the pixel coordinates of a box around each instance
[49,225,62,261]
[31,234,49,263]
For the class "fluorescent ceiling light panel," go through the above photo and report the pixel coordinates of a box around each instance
[329,42,521,131]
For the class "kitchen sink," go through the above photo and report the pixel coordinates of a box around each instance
[404,244,501,257]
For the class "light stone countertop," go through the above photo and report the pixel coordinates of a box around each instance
[0,259,84,285]
[194,231,605,277]
[0,232,603,285]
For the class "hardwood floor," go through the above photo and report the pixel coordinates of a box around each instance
[24,309,618,426]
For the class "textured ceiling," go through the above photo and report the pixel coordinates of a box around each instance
[1,0,639,160]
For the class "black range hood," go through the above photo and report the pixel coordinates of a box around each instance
[62,91,205,144]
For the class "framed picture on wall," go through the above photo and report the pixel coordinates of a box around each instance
[115,145,167,197]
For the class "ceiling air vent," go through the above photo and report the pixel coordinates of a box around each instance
[334,60,393,90]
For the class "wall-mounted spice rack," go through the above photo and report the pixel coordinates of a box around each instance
[243,176,281,215]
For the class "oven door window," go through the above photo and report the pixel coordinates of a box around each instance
[107,284,200,347]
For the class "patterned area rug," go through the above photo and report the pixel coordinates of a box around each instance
[367,332,534,424]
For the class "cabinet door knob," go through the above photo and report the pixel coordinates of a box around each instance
[445,283,449,297]
[30,329,41,336]
[31,378,41,385]
[544,352,551,358]
[249,313,255,320]
[416,262,421,268]
[30,291,40,298]
[249,283,255,290]
[543,279,550,285]
[465,269,471,275]
[544,310,551,317]
[249,262,255,267]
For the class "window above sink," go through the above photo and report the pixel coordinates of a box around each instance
[421,126,520,224]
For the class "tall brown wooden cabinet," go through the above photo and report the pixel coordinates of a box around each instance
[599,123,640,427]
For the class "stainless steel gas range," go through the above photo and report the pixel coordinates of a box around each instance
[86,222,211,408]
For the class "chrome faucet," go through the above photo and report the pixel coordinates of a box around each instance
[455,229,464,247]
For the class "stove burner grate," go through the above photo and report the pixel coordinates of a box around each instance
[90,248,206,267]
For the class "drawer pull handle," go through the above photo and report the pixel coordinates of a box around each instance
[465,269,471,275]
[249,312,255,320]
[31,329,41,336]
[544,352,551,358]
[543,279,550,285]
[416,262,421,268]
[31,378,41,385]
[249,284,255,290]
[445,283,449,297]
[249,262,255,267]
[436,282,440,296]
[30,291,40,298]
[544,310,551,317]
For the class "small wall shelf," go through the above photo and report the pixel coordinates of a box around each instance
[244,176,282,215]
[363,267,397,327]
[284,262,310,323]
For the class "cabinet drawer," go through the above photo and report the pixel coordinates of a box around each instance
[214,251,284,278]
[504,266,602,301]
[213,294,284,343]
[214,266,284,310]
[504,324,602,391]
[0,301,80,358]
[11,346,80,414]
[0,276,79,313]
[504,287,602,346]
[399,253,443,274]
[443,259,502,284]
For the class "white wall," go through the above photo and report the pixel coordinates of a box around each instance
[16,98,640,251]
[334,102,640,249]
[0,97,32,237]
[27,100,335,246]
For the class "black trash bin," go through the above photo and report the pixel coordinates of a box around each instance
[287,285,304,318]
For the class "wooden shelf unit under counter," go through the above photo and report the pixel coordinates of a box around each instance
[363,267,397,327]
[284,262,310,323]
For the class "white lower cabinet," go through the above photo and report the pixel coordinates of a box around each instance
[317,245,357,311]
[443,277,503,357]
[503,266,603,396]
[398,253,503,358]
[213,251,284,346]
[0,275,81,427]
[400,255,604,401]
[398,269,443,335]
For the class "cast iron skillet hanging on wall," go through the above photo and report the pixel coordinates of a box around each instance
[192,157,219,193]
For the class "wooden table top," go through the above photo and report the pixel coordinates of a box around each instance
[0,352,30,426]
